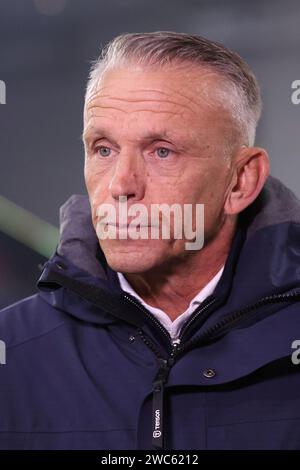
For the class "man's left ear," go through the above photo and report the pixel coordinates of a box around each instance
[224,147,270,215]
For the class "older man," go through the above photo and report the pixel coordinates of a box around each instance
[0,32,300,450]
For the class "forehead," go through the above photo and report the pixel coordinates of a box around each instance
[83,66,228,143]
[85,66,218,115]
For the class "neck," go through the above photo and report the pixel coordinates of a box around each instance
[124,216,237,321]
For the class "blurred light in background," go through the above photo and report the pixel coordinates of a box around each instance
[0,195,59,308]
[0,195,59,259]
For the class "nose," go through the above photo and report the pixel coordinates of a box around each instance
[109,150,146,202]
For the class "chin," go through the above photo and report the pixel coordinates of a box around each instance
[105,253,157,274]
[100,240,168,274]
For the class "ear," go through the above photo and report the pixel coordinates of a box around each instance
[224,147,270,215]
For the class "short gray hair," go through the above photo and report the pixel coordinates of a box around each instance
[85,31,262,147]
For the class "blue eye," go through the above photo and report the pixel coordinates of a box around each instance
[97,146,111,157]
[156,147,170,158]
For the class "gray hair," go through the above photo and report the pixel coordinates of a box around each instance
[85,31,262,147]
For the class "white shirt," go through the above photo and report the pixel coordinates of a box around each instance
[117,266,224,342]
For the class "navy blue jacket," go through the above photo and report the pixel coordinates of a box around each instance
[1,176,300,450]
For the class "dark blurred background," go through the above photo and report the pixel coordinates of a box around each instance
[0,0,299,308]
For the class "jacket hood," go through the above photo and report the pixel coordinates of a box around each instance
[37,176,300,326]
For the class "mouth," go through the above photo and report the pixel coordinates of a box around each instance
[106,222,150,228]
[96,221,161,241]
[100,220,160,228]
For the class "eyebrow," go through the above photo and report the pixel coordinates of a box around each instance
[82,128,118,146]
[82,127,177,145]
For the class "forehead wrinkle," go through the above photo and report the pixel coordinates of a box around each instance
[83,108,183,141]
[85,92,186,121]
[83,105,190,143]
[87,106,181,117]
[83,119,188,146]
[87,97,194,112]
[93,87,195,104]
[87,104,126,114]
[91,96,189,105]
[84,120,181,138]
[87,87,197,113]
[93,69,216,107]
[84,113,115,128]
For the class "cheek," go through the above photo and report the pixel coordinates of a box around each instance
[84,166,109,224]
[203,180,230,232]
[186,167,228,220]
[84,157,95,188]
[85,161,108,197]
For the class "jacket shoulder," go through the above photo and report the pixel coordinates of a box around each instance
[0,293,67,348]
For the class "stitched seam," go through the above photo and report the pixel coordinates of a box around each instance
[6,320,68,351]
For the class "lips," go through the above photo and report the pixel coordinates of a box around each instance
[102,220,153,228]
[106,222,149,228]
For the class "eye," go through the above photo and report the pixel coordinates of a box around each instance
[96,146,111,157]
[156,147,171,158]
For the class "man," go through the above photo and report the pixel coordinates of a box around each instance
[0,31,300,450]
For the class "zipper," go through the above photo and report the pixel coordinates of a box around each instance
[123,292,218,352]
[151,344,180,449]
[123,293,185,449]
[124,289,300,450]
[171,290,300,363]
[178,296,218,342]
[123,293,174,352]
[123,292,221,449]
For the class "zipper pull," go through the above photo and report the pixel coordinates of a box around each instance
[151,342,181,449]
[152,358,170,449]
[169,339,181,364]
